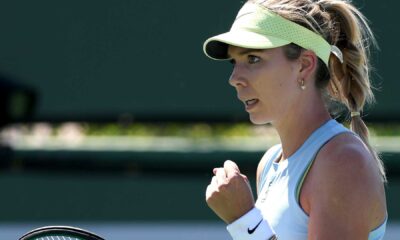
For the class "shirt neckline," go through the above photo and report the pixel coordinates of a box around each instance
[273,119,335,165]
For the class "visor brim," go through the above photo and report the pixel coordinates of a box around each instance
[203,31,291,60]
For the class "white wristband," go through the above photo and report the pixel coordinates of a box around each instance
[226,207,275,240]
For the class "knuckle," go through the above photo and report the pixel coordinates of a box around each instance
[211,176,216,183]
[241,174,248,180]
[206,190,219,203]
[229,173,241,181]
[218,183,228,191]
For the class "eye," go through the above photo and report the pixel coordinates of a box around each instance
[248,55,260,64]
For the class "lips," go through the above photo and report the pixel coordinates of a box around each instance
[245,99,258,106]
[244,98,259,110]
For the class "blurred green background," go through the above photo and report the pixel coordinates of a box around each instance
[0,0,399,239]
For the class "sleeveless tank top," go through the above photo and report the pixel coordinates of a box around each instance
[255,119,387,240]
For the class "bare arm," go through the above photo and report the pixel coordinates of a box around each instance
[303,135,386,240]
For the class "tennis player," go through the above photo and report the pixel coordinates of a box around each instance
[203,0,387,239]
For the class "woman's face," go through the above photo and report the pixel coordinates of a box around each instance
[227,46,303,125]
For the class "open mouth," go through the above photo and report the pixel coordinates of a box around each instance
[245,99,259,106]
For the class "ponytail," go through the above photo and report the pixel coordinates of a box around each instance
[321,0,386,182]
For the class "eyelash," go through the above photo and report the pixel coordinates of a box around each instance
[229,55,260,66]
[248,55,260,64]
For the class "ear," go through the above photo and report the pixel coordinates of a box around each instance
[298,50,318,82]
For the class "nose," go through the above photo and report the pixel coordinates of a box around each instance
[229,64,247,88]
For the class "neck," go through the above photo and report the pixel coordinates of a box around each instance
[272,91,331,161]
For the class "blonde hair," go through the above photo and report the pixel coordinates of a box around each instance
[250,0,386,181]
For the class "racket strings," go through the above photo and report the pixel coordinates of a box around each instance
[33,237,81,240]
[20,226,104,240]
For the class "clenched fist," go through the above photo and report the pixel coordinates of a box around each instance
[205,160,255,224]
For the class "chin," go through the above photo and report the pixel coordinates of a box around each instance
[249,114,270,125]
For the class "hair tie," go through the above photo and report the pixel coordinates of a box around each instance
[351,112,360,117]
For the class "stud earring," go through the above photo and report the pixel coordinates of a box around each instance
[300,79,306,90]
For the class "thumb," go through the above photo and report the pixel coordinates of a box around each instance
[224,160,240,176]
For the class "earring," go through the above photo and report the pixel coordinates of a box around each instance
[300,79,306,90]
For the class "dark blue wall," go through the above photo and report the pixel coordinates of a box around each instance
[0,0,397,122]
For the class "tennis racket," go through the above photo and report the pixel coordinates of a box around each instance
[19,226,105,240]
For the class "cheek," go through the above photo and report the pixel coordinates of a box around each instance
[261,73,286,96]
[255,61,297,100]
[273,66,298,92]
[260,72,296,108]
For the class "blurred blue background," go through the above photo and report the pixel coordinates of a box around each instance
[0,0,399,239]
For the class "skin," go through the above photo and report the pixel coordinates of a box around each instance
[205,45,387,239]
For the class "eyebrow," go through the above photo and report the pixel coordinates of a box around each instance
[227,48,265,58]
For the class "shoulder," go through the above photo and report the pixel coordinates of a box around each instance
[303,132,386,237]
[311,132,380,186]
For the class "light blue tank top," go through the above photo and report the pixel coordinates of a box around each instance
[255,119,387,240]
